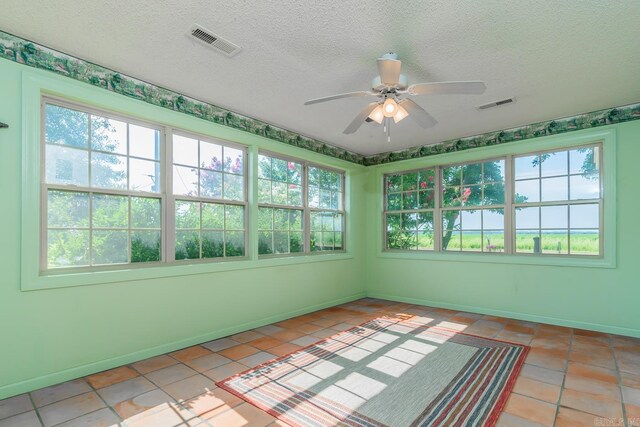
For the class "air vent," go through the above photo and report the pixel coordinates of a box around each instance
[187,25,241,57]
[477,98,515,110]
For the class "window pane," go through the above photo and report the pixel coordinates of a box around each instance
[540,151,568,177]
[200,170,223,199]
[541,231,568,254]
[130,158,160,193]
[274,231,289,253]
[461,210,482,229]
[129,124,159,160]
[483,160,505,183]
[273,209,289,230]
[47,229,90,268]
[173,135,198,166]
[570,147,599,176]
[515,155,538,180]
[484,231,505,253]
[48,190,89,228]
[570,204,599,229]
[515,179,539,203]
[516,230,540,253]
[483,210,504,229]
[570,174,599,200]
[483,183,504,205]
[92,230,128,265]
[202,231,224,258]
[200,141,223,171]
[272,181,288,205]
[272,158,287,182]
[175,231,200,260]
[442,166,462,187]
[258,207,273,230]
[461,231,482,252]
[570,230,599,255]
[258,179,272,204]
[386,174,401,192]
[288,184,303,206]
[387,193,401,210]
[223,147,244,175]
[91,116,126,154]
[417,229,433,250]
[403,191,419,209]
[91,152,127,190]
[541,205,568,229]
[290,231,304,253]
[173,165,198,196]
[418,170,435,190]
[45,144,89,186]
[541,177,568,202]
[175,201,200,229]
[443,231,461,251]
[131,231,161,263]
[202,203,224,229]
[130,197,161,229]
[258,231,273,255]
[225,205,244,230]
[258,155,271,179]
[515,207,539,229]
[45,104,88,148]
[288,162,302,185]
[226,230,246,257]
[462,163,483,185]
[290,210,303,231]
[402,172,418,191]
[92,194,128,228]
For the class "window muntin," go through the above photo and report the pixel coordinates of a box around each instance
[258,153,346,256]
[172,132,247,261]
[383,144,602,258]
[441,159,506,253]
[514,145,601,256]
[43,101,163,270]
[384,169,436,250]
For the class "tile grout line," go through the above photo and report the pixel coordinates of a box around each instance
[550,328,573,427]
[26,391,45,427]
[82,374,125,427]
[610,337,629,427]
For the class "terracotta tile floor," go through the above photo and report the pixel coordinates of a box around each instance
[1,298,639,427]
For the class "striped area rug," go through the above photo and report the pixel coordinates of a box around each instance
[218,315,529,427]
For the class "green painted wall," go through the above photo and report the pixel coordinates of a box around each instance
[363,121,640,338]
[1,53,639,401]
[0,59,367,399]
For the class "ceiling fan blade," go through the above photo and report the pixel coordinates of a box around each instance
[304,91,375,106]
[407,81,486,96]
[343,103,380,134]
[400,99,438,128]
[377,58,402,85]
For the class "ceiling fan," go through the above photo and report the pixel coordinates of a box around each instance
[304,52,486,141]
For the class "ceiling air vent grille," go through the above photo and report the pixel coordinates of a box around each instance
[477,98,515,110]
[187,25,241,57]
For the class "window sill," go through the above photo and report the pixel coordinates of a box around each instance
[22,253,354,291]
[378,250,615,269]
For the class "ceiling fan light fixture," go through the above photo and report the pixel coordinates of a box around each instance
[382,98,398,117]
[367,105,384,124]
[393,103,409,123]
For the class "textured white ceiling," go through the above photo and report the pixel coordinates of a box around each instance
[1,1,639,155]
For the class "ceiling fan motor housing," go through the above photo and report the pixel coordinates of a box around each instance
[372,74,408,91]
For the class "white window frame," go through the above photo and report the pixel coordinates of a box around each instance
[168,129,249,263]
[383,144,604,258]
[40,96,250,274]
[41,97,167,273]
[257,150,346,258]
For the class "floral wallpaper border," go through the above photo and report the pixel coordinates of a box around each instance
[362,102,640,166]
[1,30,639,167]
